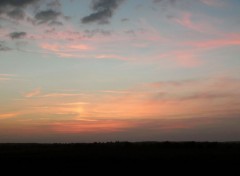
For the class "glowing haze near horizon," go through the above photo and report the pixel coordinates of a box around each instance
[0,0,240,142]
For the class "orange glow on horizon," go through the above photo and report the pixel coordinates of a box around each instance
[51,120,135,133]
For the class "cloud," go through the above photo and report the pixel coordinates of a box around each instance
[40,42,92,58]
[153,0,177,5]
[7,8,25,20]
[25,88,41,98]
[40,93,84,98]
[0,0,39,20]
[121,18,129,22]
[47,0,61,8]
[0,43,11,51]
[81,0,125,24]
[0,113,18,119]
[52,120,134,133]
[200,0,225,7]
[0,0,64,23]
[0,0,39,7]
[35,9,61,24]
[84,29,112,38]
[156,49,202,68]
[149,79,197,88]
[147,77,240,102]
[173,12,216,33]
[49,21,63,26]
[0,74,16,81]
[186,34,240,49]
[9,32,27,39]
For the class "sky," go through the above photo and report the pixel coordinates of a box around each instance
[0,0,240,143]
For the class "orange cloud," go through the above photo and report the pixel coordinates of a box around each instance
[7,77,240,123]
[51,120,135,133]
[40,93,85,98]
[0,113,18,119]
[86,77,240,119]
[25,88,41,98]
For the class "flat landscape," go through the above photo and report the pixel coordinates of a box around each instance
[1,142,240,172]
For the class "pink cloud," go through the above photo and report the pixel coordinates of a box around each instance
[186,34,240,49]
[0,77,10,81]
[173,12,218,34]
[0,74,16,81]
[40,42,93,58]
[95,54,129,60]
[156,50,202,68]
[172,51,202,67]
[68,44,90,50]
[40,42,132,60]
[41,43,92,52]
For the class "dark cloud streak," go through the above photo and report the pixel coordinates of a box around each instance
[9,32,27,39]
[35,9,61,24]
[153,0,177,4]
[81,0,125,24]
[0,43,11,51]
[7,8,25,20]
[84,29,112,37]
[0,0,39,20]
[0,0,39,8]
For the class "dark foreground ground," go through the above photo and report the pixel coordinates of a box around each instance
[1,142,240,173]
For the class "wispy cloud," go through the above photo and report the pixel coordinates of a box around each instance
[186,33,240,49]
[24,89,87,99]
[0,113,18,119]
[173,12,219,34]
[40,42,92,58]
[82,77,240,119]
[51,119,134,133]
[200,0,225,7]
[0,74,16,81]
[2,77,240,132]
[25,88,41,98]
[40,93,85,98]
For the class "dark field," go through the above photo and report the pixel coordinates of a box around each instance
[1,142,240,173]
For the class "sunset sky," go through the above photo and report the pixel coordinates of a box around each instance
[0,0,240,142]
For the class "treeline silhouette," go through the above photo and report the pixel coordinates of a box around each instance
[1,142,240,173]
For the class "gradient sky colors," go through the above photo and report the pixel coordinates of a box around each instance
[0,0,240,142]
